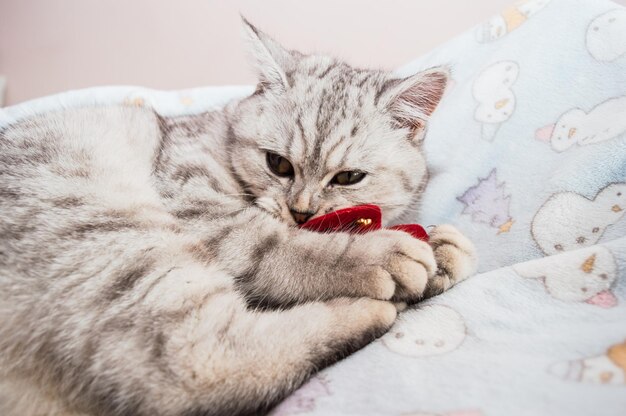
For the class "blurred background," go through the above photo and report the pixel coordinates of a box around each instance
[1,0,624,106]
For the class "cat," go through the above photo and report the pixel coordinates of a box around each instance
[0,19,477,416]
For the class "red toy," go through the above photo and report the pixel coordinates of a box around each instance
[299,204,429,242]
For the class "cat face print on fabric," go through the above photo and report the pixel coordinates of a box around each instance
[382,305,466,357]
[586,9,626,62]
[472,61,519,141]
[475,0,552,43]
[531,183,626,255]
[457,168,513,234]
[535,96,626,152]
[270,375,331,416]
[549,340,626,385]
[513,245,618,307]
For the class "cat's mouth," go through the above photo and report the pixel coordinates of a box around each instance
[255,197,356,227]
[253,194,381,228]
[299,205,382,234]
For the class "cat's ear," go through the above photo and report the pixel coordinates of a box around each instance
[377,67,450,141]
[241,17,294,93]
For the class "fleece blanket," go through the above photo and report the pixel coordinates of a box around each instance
[1,0,625,414]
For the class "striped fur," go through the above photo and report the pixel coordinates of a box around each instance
[0,21,476,416]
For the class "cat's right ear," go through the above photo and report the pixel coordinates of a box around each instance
[377,67,450,142]
[241,17,294,93]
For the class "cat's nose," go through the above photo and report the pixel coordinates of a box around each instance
[290,209,314,224]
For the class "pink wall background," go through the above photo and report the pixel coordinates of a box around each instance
[2,0,624,106]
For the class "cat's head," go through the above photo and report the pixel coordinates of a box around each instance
[228,19,449,226]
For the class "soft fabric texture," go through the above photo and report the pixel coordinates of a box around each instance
[1,0,625,414]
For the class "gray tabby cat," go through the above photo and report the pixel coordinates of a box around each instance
[0,20,476,416]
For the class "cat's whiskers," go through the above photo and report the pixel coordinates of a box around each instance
[217,192,255,199]
[380,203,419,213]
[325,209,345,230]
[375,201,425,221]
[214,207,249,221]
[254,196,282,218]
[376,200,416,210]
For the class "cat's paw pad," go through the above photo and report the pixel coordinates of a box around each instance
[361,230,436,302]
[429,224,477,286]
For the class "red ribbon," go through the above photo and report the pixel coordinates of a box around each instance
[299,204,428,242]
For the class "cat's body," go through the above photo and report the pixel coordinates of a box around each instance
[0,22,476,416]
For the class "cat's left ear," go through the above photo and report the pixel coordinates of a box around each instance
[377,67,450,141]
[241,17,295,93]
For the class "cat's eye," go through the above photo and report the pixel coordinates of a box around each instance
[266,152,294,177]
[331,171,366,186]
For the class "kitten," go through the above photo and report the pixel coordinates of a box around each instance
[0,20,477,416]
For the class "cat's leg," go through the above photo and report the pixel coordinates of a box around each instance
[167,293,397,415]
[250,227,439,307]
[421,224,477,299]
[196,208,438,307]
[2,256,396,416]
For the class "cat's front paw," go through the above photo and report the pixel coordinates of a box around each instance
[424,224,477,298]
[351,229,437,303]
